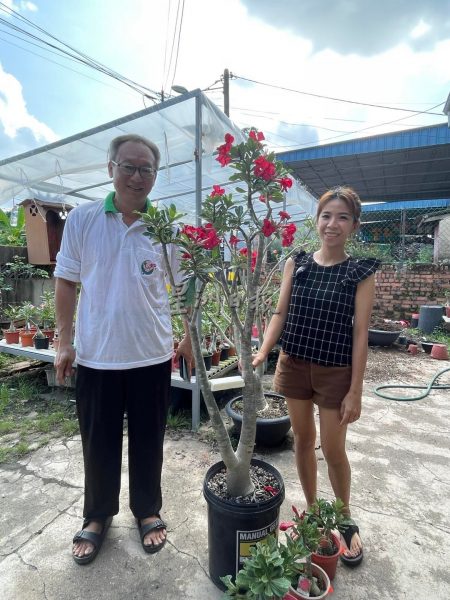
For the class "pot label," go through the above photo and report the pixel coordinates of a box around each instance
[236,518,278,572]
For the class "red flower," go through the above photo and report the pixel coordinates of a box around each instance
[278,210,291,220]
[216,153,232,167]
[281,222,297,247]
[259,194,266,203]
[239,248,248,257]
[263,485,278,496]
[181,224,221,249]
[249,130,265,142]
[211,184,225,197]
[278,177,293,192]
[262,218,277,237]
[253,156,276,182]
[279,520,295,531]
[229,234,240,247]
[181,252,192,259]
[224,133,234,144]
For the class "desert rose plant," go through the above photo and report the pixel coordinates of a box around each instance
[141,130,312,497]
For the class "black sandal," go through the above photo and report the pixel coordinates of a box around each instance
[137,517,167,554]
[72,516,113,565]
[339,519,363,567]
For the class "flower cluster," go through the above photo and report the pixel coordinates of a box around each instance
[181,223,221,250]
[253,156,277,182]
[216,133,234,167]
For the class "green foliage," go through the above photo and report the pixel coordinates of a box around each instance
[166,409,190,429]
[305,498,345,554]
[17,301,36,330]
[3,304,21,331]
[222,535,291,600]
[0,207,26,246]
[1,256,49,280]
[35,290,56,327]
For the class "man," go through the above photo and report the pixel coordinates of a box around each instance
[55,134,191,564]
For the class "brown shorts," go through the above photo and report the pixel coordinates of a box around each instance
[273,351,352,409]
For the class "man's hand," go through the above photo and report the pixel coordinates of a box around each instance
[175,335,193,380]
[54,343,76,385]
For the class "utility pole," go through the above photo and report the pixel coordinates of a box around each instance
[223,68,230,117]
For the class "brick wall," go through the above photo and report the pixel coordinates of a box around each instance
[373,263,450,319]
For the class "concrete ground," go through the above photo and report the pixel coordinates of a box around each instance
[1,354,449,600]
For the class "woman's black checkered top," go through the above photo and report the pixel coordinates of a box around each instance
[281,251,381,366]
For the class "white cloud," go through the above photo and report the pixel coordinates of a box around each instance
[0,62,58,144]
[2,0,38,12]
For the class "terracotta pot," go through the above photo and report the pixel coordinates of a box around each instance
[285,563,331,599]
[446,306,450,318]
[228,345,237,357]
[430,344,449,360]
[211,350,221,366]
[312,532,341,580]
[42,328,55,343]
[20,331,34,347]
[3,330,20,344]
[408,344,418,355]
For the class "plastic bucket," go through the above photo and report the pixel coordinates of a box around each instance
[203,459,285,589]
[418,305,444,334]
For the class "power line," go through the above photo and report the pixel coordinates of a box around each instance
[0,2,161,100]
[233,74,444,116]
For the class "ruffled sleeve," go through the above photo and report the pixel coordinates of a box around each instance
[341,257,381,285]
[293,251,314,279]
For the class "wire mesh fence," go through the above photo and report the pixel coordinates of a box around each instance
[356,204,450,265]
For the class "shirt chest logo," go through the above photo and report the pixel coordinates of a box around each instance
[141,260,157,275]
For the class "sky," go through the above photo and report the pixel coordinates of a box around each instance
[0,0,449,162]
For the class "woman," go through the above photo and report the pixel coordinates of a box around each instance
[253,186,380,567]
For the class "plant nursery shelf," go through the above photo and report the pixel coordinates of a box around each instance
[0,341,245,430]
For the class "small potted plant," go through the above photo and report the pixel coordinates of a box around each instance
[2,304,21,344]
[37,290,56,341]
[280,505,332,599]
[221,535,291,600]
[33,326,50,350]
[17,301,36,347]
[304,498,345,581]
[221,509,332,600]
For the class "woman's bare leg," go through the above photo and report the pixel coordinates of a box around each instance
[319,406,362,557]
[286,397,317,507]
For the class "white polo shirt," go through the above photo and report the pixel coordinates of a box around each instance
[54,194,182,370]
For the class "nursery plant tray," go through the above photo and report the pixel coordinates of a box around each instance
[207,356,239,379]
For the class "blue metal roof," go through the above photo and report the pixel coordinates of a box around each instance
[362,198,450,212]
[278,123,450,204]
[278,124,450,162]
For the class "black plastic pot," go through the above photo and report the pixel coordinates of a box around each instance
[203,459,285,589]
[226,393,291,446]
[34,336,49,350]
[421,341,436,354]
[368,328,402,346]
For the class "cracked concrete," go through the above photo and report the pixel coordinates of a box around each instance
[1,356,449,599]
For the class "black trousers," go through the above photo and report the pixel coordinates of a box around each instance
[75,360,171,521]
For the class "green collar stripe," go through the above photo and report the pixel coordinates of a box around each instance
[104,192,150,213]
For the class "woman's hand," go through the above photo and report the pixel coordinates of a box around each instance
[252,350,267,369]
[339,389,362,426]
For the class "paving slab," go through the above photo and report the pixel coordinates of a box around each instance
[1,356,449,599]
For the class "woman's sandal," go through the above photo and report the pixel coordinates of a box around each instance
[137,517,167,554]
[339,519,363,567]
[72,516,113,565]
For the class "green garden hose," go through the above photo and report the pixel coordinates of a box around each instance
[374,367,450,401]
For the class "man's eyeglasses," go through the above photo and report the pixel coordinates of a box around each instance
[111,160,157,180]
